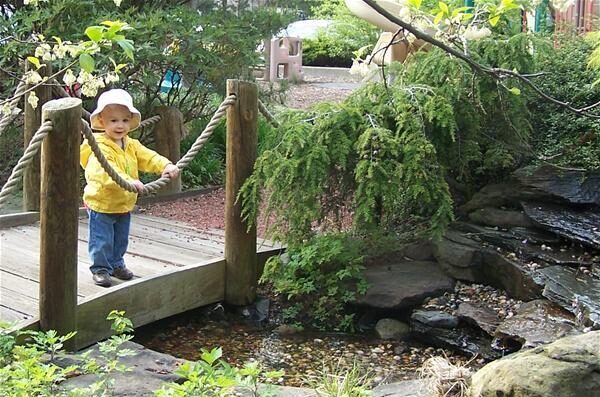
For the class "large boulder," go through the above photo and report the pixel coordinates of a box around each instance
[470,331,600,397]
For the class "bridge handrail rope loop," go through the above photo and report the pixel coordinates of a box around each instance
[0,81,27,137]
[0,120,53,206]
[0,94,236,208]
[82,94,237,194]
[257,99,279,128]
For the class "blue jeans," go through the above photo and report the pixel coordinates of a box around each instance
[87,210,131,275]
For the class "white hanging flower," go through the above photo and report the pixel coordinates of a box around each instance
[53,41,72,59]
[195,25,204,32]
[104,72,120,84]
[349,59,378,77]
[25,71,43,85]
[463,26,492,41]
[77,70,106,97]
[28,92,39,109]
[34,43,52,59]
[349,59,362,75]
[63,69,77,86]
[2,103,12,116]
[113,0,123,6]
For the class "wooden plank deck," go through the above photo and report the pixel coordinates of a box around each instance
[0,212,282,348]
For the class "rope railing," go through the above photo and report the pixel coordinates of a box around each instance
[139,115,161,129]
[0,81,27,136]
[82,94,236,194]
[0,93,237,208]
[257,99,279,128]
[0,120,53,207]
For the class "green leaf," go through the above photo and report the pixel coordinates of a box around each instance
[85,26,104,43]
[439,2,449,14]
[489,15,501,26]
[508,87,521,95]
[27,56,42,70]
[117,39,135,60]
[434,11,444,25]
[79,53,95,73]
[408,0,422,9]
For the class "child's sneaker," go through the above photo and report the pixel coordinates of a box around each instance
[93,271,112,287]
[113,266,134,280]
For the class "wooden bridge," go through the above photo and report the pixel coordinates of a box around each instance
[0,209,280,348]
[0,80,274,349]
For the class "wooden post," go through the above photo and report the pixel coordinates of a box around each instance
[152,106,183,195]
[224,80,258,306]
[23,64,53,211]
[39,97,81,350]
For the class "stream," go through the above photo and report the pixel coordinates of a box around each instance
[134,302,479,387]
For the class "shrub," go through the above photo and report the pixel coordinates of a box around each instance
[529,35,600,170]
[302,0,379,68]
[302,18,379,67]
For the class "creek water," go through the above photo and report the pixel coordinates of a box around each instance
[134,303,473,387]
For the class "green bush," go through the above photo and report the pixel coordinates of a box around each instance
[529,35,600,170]
[302,18,379,67]
[302,0,379,68]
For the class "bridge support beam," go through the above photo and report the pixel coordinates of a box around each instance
[39,97,81,350]
[224,80,258,306]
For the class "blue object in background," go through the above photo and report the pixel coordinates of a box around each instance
[160,69,183,93]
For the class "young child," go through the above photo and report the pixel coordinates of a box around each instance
[80,89,179,287]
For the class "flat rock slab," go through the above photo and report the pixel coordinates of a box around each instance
[59,341,185,396]
[522,202,600,250]
[514,165,600,205]
[356,261,455,310]
[536,266,600,327]
[494,299,580,350]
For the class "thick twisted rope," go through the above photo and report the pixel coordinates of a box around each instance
[0,81,27,136]
[139,115,161,129]
[258,99,279,128]
[82,94,236,194]
[0,120,53,207]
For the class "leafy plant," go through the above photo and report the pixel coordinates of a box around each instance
[529,35,600,170]
[262,233,370,331]
[155,346,284,397]
[0,311,134,397]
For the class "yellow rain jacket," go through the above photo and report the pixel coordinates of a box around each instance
[80,134,172,213]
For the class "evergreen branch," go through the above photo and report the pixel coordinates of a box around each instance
[360,0,600,119]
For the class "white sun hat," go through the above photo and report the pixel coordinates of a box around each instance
[90,89,141,131]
